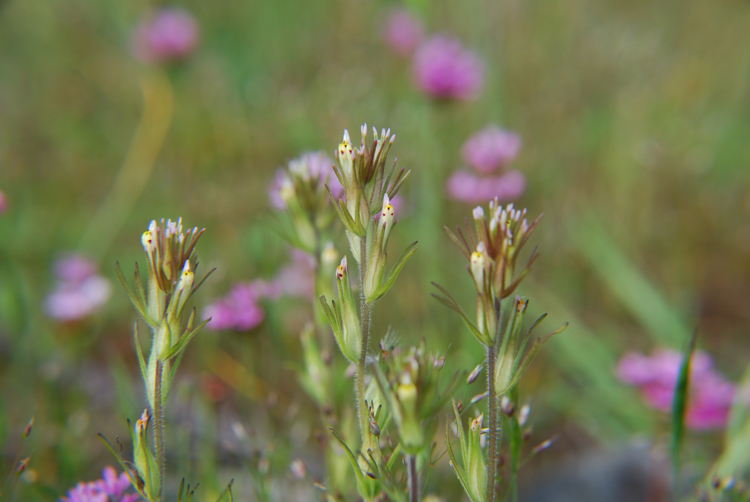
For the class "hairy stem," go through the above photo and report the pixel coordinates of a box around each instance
[407,454,419,502]
[486,343,499,502]
[356,236,372,446]
[153,360,165,502]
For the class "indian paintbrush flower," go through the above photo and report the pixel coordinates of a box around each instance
[373,341,459,453]
[116,218,211,412]
[270,151,342,253]
[319,256,361,364]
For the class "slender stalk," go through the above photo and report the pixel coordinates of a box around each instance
[153,360,165,502]
[356,236,371,445]
[508,390,520,502]
[486,343,499,502]
[407,454,419,502]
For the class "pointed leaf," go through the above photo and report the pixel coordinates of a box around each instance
[328,427,367,491]
[431,283,491,346]
[215,480,234,502]
[97,434,147,499]
[371,241,417,301]
[133,322,148,384]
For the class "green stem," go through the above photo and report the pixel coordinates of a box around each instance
[486,343,499,502]
[154,359,165,502]
[407,454,419,502]
[356,236,371,446]
[508,390,520,502]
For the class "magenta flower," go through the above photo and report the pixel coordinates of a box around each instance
[61,466,141,502]
[45,254,112,321]
[0,189,7,214]
[617,349,737,430]
[462,126,522,174]
[132,7,199,64]
[269,151,343,210]
[204,281,269,331]
[413,36,484,101]
[447,170,525,204]
[382,8,423,57]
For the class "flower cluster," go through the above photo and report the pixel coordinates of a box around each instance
[382,9,484,101]
[617,348,737,430]
[448,126,526,204]
[132,7,199,64]
[61,466,141,502]
[269,151,343,253]
[0,188,7,214]
[442,201,542,344]
[382,8,423,57]
[413,36,484,101]
[45,254,112,321]
[116,218,210,412]
[374,340,457,453]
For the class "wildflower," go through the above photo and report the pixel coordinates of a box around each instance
[275,249,316,299]
[45,254,112,321]
[462,126,522,174]
[382,8,423,57]
[0,189,7,214]
[270,151,343,253]
[132,7,199,64]
[413,36,484,101]
[373,341,458,453]
[447,170,525,204]
[61,466,142,502]
[617,348,736,430]
[268,151,343,210]
[203,281,269,331]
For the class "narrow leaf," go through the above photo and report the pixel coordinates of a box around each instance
[671,328,698,491]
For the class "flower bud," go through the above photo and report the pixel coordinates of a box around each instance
[470,241,490,293]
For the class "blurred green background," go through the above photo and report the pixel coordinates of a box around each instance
[1,0,749,499]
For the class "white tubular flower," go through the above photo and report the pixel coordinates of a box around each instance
[336,130,355,183]
[470,241,490,294]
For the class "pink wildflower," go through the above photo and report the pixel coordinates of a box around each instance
[446,170,525,204]
[275,249,316,299]
[0,189,7,214]
[617,349,737,430]
[204,281,269,331]
[61,466,141,502]
[45,254,111,321]
[132,7,199,64]
[382,8,423,57]
[413,36,484,101]
[462,126,522,174]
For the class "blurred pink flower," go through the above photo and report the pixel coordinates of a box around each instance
[45,254,111,321]
[269,151,343,210]
[382,8,423,57]
[447,170,525,204]
[617,349,737,430]
[62,466,141,502]
[0,189,7,214]
[413,36,484,101]
[132,7,199,64]
[462,126,522,174]
[204,281,270,331]
[275,249,316,299]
